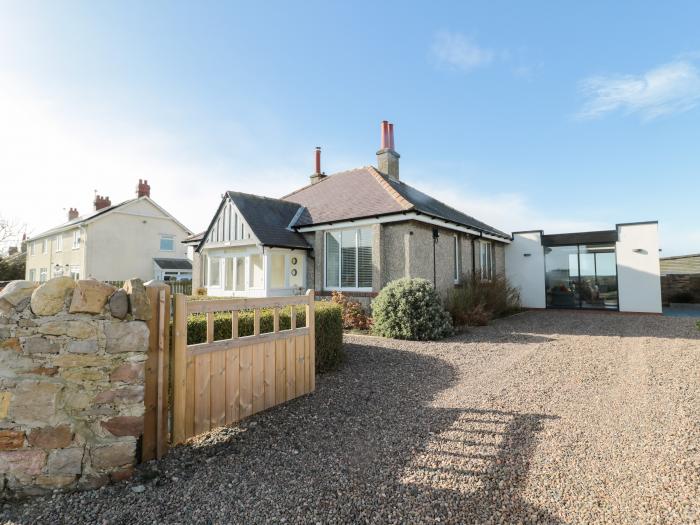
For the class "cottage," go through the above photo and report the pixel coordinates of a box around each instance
[25,180,193,283]
[193,122,511,304]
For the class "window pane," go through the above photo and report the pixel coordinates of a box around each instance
[358,228,372,288]
[224,258,234,291]
[235,257,245,290]
[271,254,285,288]
[341,230,357,288]
[325,232,340,287]
[249,254,264,288]
[160,236,174,251]
[209,257,221,286]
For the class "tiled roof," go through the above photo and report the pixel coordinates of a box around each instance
[227,192,310,250]
[284,166,508,238]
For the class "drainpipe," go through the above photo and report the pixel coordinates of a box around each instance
[432,227,439,288]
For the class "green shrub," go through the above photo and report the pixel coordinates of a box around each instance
[371,278,453,340]
[185,302,343,373]
[447,272,521,327]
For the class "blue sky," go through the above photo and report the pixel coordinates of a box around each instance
[1,1,698,255]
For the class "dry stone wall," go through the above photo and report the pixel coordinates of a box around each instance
[0,277,151,497]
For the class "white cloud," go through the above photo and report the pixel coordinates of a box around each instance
[432,31,494,73]
[578,59,700,120]
[0,73,313,245]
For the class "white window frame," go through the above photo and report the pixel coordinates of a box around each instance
[479,240,494,281]
[29,269,36,282]
[69,266,80,280]
[453,235,460,283]
[324,228,373,292]
[160,234,175,252]
[55,235,63,252]
[29,242,35,256]
[41,239,47,254]
[39,268,48,283]
[72,230,81,249]
[207,256,222,288]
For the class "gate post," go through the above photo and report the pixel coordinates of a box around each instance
[306,289,315,391]
[143,282,171,461]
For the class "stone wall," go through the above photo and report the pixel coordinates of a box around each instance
[0,277,150,497]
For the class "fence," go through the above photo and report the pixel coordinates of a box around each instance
[168,290,315,444]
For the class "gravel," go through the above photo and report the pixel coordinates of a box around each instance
[2,311,698,524]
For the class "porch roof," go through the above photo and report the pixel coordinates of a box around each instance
[153,258,193,270]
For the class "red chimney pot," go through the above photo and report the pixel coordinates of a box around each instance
[137,179,151,198]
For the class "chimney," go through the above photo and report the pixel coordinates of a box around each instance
[376,120,400,180]
[93,194,111,211]
[136,178,151,198]
[309,147,327,184]
[68,208,79,221]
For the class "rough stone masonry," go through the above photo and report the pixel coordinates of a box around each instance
[0,277,151,497]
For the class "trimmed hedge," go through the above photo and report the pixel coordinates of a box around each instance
[186,302,343,373]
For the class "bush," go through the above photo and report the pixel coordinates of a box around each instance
[447,272,521,327]
[330,291,372,331]
[185,302,343,373]
[371,278,453,340]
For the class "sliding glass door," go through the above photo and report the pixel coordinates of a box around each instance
[545,244,618,310]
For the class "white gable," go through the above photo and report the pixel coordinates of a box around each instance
[202,197,258,247]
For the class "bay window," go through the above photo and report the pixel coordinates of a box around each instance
[325,228,373,290]
[208,257,221,287]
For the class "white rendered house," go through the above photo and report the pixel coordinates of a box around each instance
[506,222,662,313]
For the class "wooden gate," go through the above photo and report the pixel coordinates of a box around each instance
[171,290,315,444]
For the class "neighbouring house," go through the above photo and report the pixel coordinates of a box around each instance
[193,121,511,304]
[25,180,193,283]
[507,223,663,313]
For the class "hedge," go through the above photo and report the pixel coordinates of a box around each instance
[186,302,343,373]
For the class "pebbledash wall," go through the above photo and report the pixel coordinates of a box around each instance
[0,276,151,497]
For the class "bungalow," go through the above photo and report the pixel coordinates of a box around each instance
[194,121,511,304]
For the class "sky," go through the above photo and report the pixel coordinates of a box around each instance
[1,1,698,255]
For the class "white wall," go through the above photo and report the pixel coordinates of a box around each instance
[506,232,546,309]
[616,223,662,313]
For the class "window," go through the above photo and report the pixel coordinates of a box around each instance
[29,269,36,281]
[270,254,285,288]
[453,235,460,283]
[42,239,47,254]
[479,240,493,280]
[224,258,234,291]
[39,268,48,283]
[325,228,373,290]
[29,242,35,256]
[72,230,81,249]
[235,257,245,290]
[69,266,80,280]
[249,254,264,288]
[55,235,63,252]
[208,257,221,287]
[160,235,175,251]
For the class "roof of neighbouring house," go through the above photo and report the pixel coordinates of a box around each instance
[183,232,205,244]
[226,191,310,250]
[660,253,700,275]
[153,258,193,270]
[283,166,509,239]
[28,196,192,240]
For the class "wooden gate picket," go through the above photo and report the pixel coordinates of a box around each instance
[171,290,315,444]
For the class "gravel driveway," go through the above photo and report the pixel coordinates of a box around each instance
[3,311,699,524]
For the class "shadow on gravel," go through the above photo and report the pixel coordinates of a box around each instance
[1,340,560,525]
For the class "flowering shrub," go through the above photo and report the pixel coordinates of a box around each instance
[331,291,372,331]
[371,278,453,340]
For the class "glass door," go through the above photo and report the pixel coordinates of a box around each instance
[545,245,580,308]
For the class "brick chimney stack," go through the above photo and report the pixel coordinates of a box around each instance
[93,195,111,211]
[309,147,327,184]
[376,120,400,180]
[68,208,79,221]
[136,179,151,198]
